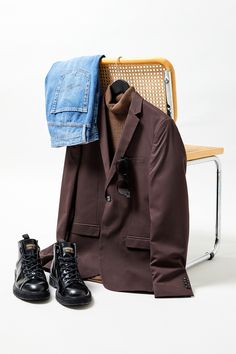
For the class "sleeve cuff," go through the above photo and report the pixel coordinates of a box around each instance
[153,273,194,298]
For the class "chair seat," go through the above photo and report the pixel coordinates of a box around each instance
[185,144,224,161]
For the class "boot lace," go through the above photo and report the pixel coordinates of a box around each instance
[58,255,84,287]
[22,254,45,279]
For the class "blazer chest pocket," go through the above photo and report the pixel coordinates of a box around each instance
[50,68,90,114]
[125,235,150,250]
[70,222,100,238]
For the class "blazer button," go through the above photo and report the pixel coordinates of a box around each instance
[106,195,111,202]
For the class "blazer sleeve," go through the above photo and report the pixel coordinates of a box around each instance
[40,145,82,269]
[56,144,82,241]
[148,117,194,298]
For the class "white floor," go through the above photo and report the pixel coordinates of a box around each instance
[1,155,235,354]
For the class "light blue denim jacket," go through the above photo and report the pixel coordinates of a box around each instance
[45,55,105,147]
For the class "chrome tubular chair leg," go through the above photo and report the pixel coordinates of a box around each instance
[186,155,222,269]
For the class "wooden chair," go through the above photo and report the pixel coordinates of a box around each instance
[99,56,224,268]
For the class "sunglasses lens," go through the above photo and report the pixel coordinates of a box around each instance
[117,180,131,198]
[117,158,129,175]
[116,157,131,198]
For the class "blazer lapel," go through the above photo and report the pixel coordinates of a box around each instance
[99,90,143,190]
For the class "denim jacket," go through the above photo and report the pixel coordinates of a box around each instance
[45,55,105,147]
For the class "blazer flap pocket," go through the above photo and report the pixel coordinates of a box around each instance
[71,222,100,238]
[126,235,150,250]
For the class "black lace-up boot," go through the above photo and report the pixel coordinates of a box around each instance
[13,234,50,301]
[49,241,92,306]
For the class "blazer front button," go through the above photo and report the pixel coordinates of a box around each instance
[106,195,112,202]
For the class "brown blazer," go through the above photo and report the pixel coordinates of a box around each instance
[40,85,194,298]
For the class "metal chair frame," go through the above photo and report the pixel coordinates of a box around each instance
[186,156,221,268]
[164,66,222,268]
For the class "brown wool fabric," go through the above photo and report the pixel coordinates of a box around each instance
[105,85,135,158]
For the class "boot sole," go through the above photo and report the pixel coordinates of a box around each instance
[49,275,92,307]
[13,284,50,302]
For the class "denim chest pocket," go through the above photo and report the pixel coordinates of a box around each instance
[49,68,90,114]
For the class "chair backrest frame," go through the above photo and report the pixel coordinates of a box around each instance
[99,57,177,121]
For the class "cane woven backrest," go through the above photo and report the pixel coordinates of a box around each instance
[99,57,177,121]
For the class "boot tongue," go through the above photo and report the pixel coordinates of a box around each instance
[22,238,38,255]
[60,242,75,257]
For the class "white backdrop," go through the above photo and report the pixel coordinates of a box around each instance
[0,1,235,353]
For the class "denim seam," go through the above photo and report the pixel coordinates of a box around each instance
[51,135,99,147]
[48,123,93,127]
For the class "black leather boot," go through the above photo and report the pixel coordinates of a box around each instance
[13,234,50,301]
[49,241,92,306]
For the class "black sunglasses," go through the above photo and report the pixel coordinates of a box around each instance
[116,157,131,198]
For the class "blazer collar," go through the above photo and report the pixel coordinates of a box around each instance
[99,85,143,189]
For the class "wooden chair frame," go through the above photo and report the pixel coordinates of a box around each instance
[99,56,224,268]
